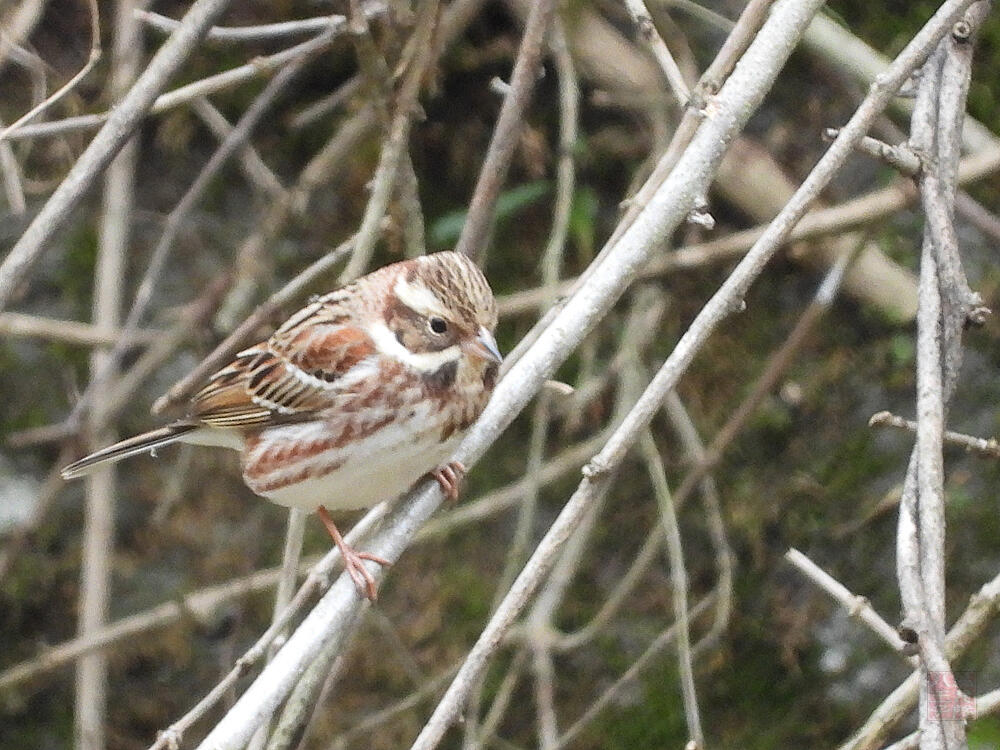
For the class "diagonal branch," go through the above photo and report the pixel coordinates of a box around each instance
[452,0,556,262]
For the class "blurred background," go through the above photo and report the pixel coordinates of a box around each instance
[1,0,999,747]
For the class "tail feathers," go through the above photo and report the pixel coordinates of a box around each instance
[61,423,200,480]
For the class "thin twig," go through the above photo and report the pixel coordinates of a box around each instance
[0,0,47,77]
[869,411,1000,459]
[137,9,345,42]
[954,189,1000,243]
[0,0,101,143]
[0,0,233,310]
[823,127,923,176]
[192,98,286,200]
[785,548,912,657]
[553,594,717,750]
[0,116,26,213]
[839,568,1000,750]
[340,0,440,280]
[395,152,427,258]
[530,640,559,749]
[287,77,364,130]
[74,0,138,743]
[639,431,704,747]
[553,523,662,652]
[658,390,734,659]
[0,312,158,346]
[623,0,690,105]
[452,0,556,262]
[472,650,529,748]
[328,662,461,749]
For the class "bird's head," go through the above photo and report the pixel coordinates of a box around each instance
[377,252,501,387]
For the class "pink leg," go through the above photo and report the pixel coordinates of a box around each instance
[317,505,390,602]
[431,460,467,502]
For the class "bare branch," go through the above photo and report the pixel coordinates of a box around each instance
[840,568,1000,750]
[785,548,912,657]
[639,431,703,747]
[0,0,101,143]
[74,0,138,742]
[0,312,158,346]
[869,411,1000,459]
[0,0,233,310]
[622,0,690,105]
[452,0,556,261]
[137,9,344,43]
[340,0,440,280]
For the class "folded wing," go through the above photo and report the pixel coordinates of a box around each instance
[192,311,376,428]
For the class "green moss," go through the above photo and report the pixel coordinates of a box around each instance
[831,1,1000,132]
[970,717,1000,749]
[56,224,99,311]
[438,540,494,637]
[587,662,687,748]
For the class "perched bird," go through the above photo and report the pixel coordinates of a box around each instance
[62,251,502,600]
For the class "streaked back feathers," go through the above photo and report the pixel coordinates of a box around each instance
[61,251,500,489]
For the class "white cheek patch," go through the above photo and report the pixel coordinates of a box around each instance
[367,321,461,373]
[393,276,448,319]
[407,346,463,371]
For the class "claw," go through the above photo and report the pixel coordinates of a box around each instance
[317,505,390,601]
[343,547,390,602]
[432,460,466,502]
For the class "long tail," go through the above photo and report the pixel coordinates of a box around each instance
[61,422,200,480]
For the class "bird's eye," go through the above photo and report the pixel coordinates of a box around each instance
[429,317,448,334]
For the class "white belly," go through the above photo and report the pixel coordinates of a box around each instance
[243,416,460,512]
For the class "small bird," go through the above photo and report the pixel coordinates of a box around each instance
[62,251,502,600]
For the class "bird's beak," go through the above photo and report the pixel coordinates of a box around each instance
[466,326,503,364]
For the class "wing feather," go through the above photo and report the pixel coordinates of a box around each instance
[191,311,376,428]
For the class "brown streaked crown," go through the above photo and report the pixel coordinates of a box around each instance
[409,251,498,334]
[383,252,498,359]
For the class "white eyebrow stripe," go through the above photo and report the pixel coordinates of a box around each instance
[367,321,461,373]
[393,276,448,318]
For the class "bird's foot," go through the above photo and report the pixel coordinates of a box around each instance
[432,460,466,502]
[341,544,391,602]
[317,505,390,602]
